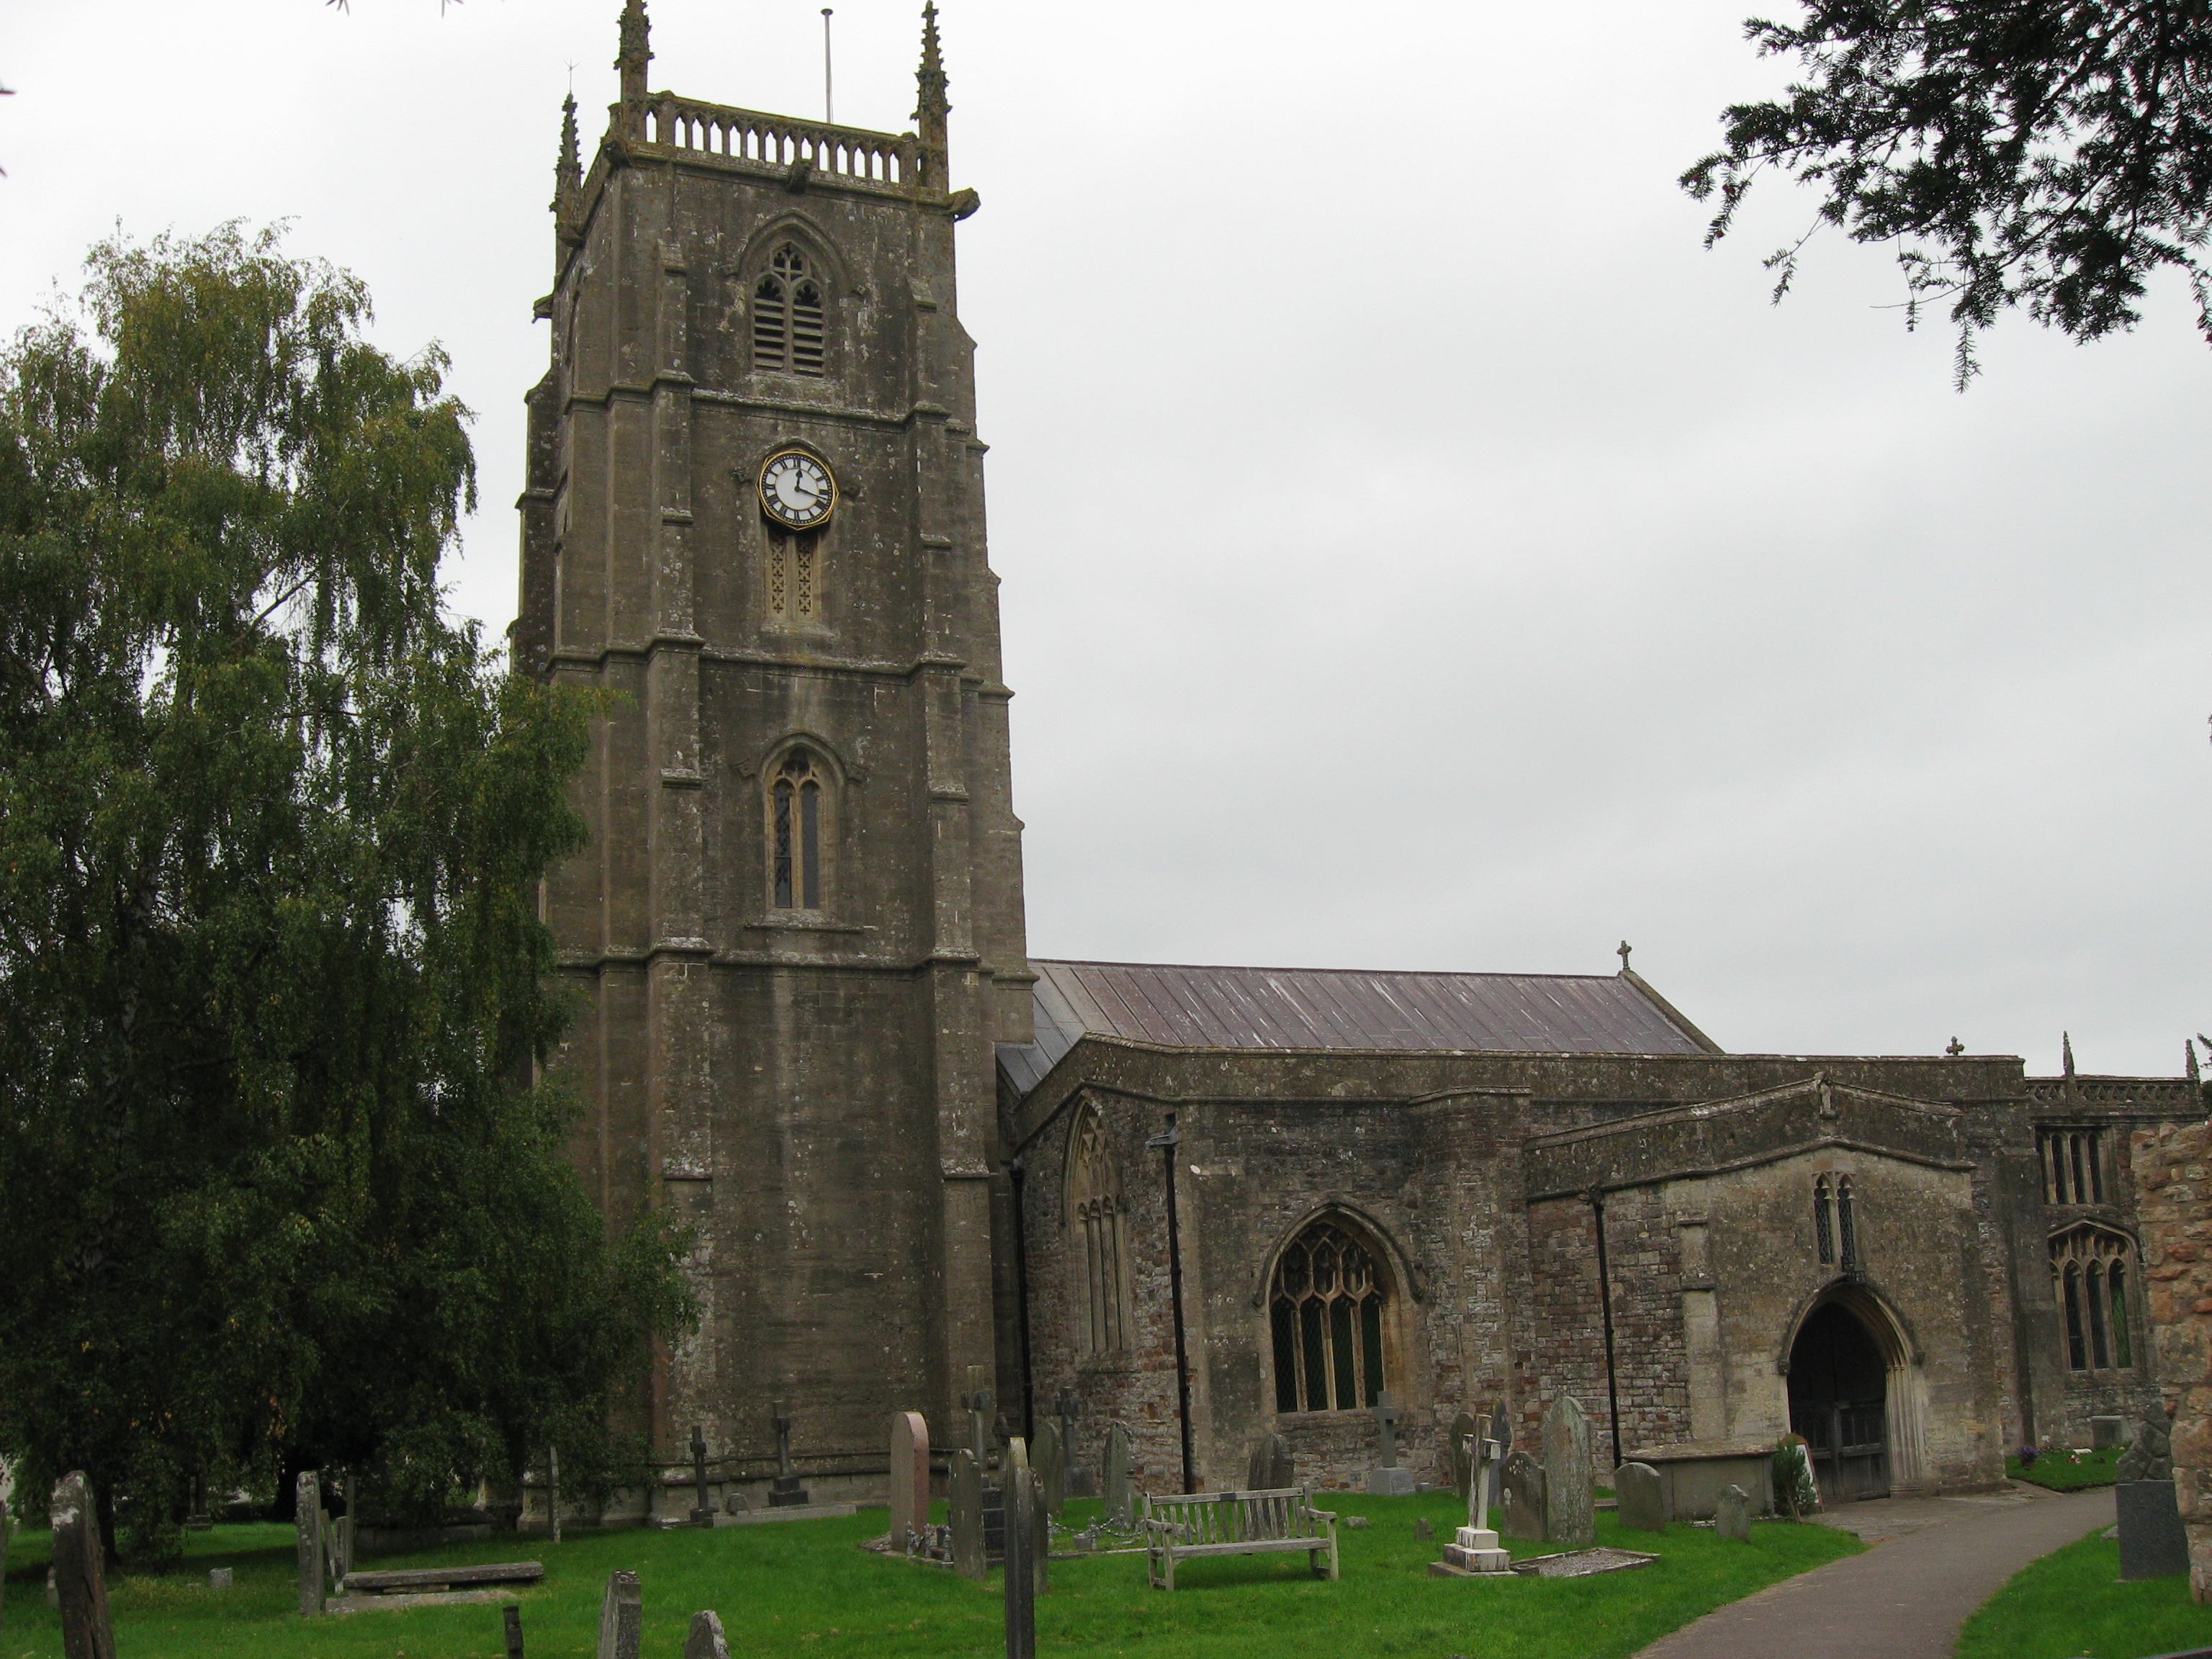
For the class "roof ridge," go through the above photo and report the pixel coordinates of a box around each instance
[1031,958,1630,984]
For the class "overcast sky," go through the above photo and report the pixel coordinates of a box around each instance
[6,0,2208,1076]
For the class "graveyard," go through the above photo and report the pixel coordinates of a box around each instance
[0,1488,1862,1659]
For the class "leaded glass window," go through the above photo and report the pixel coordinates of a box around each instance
[770,748,824,910]
[1269,1220,1388,1413]
[2052,1227,2134,1372]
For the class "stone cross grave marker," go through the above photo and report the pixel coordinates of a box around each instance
[890,1411,930,1549]
[1102,1421,1134,1527]
[1432,1415,1511,1575]
[597,1569,642,1659]
[950,1448,986,1581]
[1501,1450,1547,1540]
[1033,1421,1066,1517]
[685,1609,732,1659]
[295,1469,325,1617]
[1540,1395,1596,1548]
[1714,1483,1751,1541]
[1367,1389,1416,1494]
[689,1425,716,1525]
[1246,1431,1293,1491]
[1615,1462,1664,1532]
[962,1364,996,1467]
[2118,1408,2188,1580]
[770,1402,811,1508]
[50,1472,115,1659]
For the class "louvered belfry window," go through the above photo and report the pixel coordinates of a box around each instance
[752,245,826,377]
[1270,1220,1388,1413]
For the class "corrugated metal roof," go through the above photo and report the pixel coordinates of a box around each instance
[995,959,1717,1095]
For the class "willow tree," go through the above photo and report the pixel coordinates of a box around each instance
[0,225,691,1558]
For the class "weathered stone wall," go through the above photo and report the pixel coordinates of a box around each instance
[2129,1118,2212,1602]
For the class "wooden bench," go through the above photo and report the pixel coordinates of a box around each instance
[1138,1487,1339,1591]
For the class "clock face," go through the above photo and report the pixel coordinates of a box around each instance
[759,450,836,530]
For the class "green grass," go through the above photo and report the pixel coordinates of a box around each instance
[1956,1523,2212,1659]
[2009,1447,2123,1491]
[0,1491,1861,1659]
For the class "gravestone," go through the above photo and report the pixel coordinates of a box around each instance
[1540,1395,1596,1548]
[950,1448,986,1581]
[1246,1431,1293,1491]
[962,1365,997,1467]
[208,1569,233,1593]
[1715,1483,1752,1541]
[769,1403,810,1507]
[684,1610,732,1659]
[337,1470,357,1583]
[2090,1414,2126,1450]
[1615,1462,1664,1532]
[1003,1445,1038,1659]
[597,1570,643,1659]
[1447,1411,1479,1503]
[0,1495,9,1637]
[1033,1421,1066,1517]
[2118,1480,2190,1580]
[1367,1389,1416,1494]
[688,1424,716,1525]
[1102,1421,1134,1527]
[50,1473,115,1659]
[1056,1389,1094,1498]
[548,1446,562,1545]
[890,1411,931,1548]
[504,1604,526,1658]
[2118,1410,2173,1483]
[1414,1516,1433,1541]
[295,1469,325,1617]
[1500,1451,1547,1541]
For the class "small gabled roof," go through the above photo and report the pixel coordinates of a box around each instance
[997,958,1720,1097]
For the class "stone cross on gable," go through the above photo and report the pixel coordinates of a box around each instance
[1373,1390,1403,1468]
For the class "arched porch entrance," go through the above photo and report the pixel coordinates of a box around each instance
[1787,1300,1891,1502]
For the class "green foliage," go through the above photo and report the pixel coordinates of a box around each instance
[2008,1444,2123,1490]
[1958,1521,2203,1659]
[0,224,693,1556]
[1682,1,2212,385]
[0,1493,1863,1659]
[1771,1434,1821,1517]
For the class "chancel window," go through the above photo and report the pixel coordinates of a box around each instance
[1067,1105,1128,1355]
[752,245,827,376]
[2053,1228,2134,1372]
[1270,1220,1388,1413]
[770,748,825,910]
[2040,1128,2107,1205]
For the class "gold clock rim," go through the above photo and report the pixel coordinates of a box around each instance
[757,447,837,531]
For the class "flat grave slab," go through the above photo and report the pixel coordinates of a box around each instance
[1510,1547,1660,1578]
[340,1562,544,1594]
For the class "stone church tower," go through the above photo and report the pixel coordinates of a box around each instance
[514,1,1031,1488]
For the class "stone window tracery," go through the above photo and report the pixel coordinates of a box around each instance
[768,747,827,910]
[1269,1219,1388,1414]
[1815,1175,1836,1265]
[2052,1227,2134,1372]
[1066,1105,1128,1355]
[752,244,827,377]
[1835,1174,1860,1273]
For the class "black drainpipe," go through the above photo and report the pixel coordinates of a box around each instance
[1146,1114,1197,1493]
[1588,1184,1624,1472]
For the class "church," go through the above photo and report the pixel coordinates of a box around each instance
[515,1,2197,1516]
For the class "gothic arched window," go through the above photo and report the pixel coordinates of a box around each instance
[1269,1218,1389,1414]
[769,747,827,910]
[1814,1176,1835,1265]
[1066,1104,1128,1355]
[2052,1227,2134,1372]
[752,244,827,377]
[1835,1175,1860,1273]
